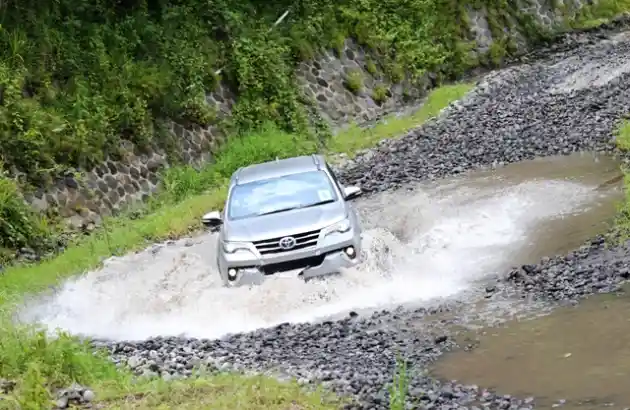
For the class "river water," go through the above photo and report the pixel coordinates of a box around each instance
[20,151,624,342]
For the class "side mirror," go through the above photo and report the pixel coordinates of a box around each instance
[201,210,223,231]
[343,186,362,200]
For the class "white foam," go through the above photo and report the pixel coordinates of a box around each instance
[20,176,602,341]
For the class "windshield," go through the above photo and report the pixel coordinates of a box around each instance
[227,170,339,220]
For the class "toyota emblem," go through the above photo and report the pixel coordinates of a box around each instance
[279,236,297,250]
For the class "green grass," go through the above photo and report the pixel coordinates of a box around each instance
[100,375,340,409]
[570,0,630,28]
[0,83,471,409]
[327,83,473,156]
[0,322,342,409]
[613,118,630,240]
[615,120,630,151]
[388,358,410,410]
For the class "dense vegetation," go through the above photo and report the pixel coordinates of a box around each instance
[0,0,477,181]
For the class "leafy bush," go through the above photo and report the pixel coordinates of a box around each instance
[0,0,319,184]
[0,168,51,257]
[0,0,562,186]
[344,70,364,94]
[372,84,390,105]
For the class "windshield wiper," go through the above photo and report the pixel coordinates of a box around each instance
[298,199,335,209]
[256,200,335,216]
[257,206,300,216]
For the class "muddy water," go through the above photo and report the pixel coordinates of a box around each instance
[431,153,630,409]
[21,152,624,341]
[472,152,624,267]
[433,291,630,409]
[362,152,624,270]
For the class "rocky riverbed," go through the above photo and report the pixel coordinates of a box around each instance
[60,21,630,410]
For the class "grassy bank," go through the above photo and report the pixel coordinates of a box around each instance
[569,0,630,28]
[614,119,630,238]
[101,375,340,409]
[0,83,470,409]
[0,326,342,409]
[327,85,477,156]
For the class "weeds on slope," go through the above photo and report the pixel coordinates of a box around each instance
[327,85,473,156]
[388,358,410,410]
[569,0,630,29]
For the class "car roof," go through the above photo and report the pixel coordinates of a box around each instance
[231,154,327,185]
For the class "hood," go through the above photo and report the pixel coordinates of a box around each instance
[224,201,347,242]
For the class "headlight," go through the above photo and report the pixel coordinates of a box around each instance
[323,219,352,237]
[222,241,252,254]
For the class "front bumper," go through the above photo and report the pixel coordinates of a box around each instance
[218,229,361,286]
[299,247,359,279]
[230,248,359,286]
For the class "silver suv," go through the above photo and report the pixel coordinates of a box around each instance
[201,154,363,287]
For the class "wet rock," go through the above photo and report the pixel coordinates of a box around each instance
[435,335,448,344]
[0,379,16,394]
[55,397,69,409]
[83,389,96,402]
[54,383,94,409]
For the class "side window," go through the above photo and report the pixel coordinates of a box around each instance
[325,163,343,193]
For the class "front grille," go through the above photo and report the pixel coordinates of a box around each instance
[261,255,325,275]
[253,229,321,255]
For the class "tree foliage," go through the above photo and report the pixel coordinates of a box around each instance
[0,0,534,183]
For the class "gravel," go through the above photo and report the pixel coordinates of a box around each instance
[88,23,630,409]
[504,234,630,301]
[338,40,630,193]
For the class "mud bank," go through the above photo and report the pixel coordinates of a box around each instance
[28,25,630,410]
